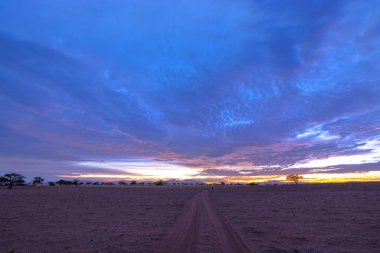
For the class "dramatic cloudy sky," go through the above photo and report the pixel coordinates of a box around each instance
[1,0,380,182]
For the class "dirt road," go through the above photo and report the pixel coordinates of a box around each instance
[165,190,251,253]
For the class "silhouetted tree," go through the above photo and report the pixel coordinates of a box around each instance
[247,182,258,186]
[286,174,303,184]
[0,176,7,186]
[130,181,137,185]
[3,173,25,189]
[48,182,55,186]
[33,177,44,185]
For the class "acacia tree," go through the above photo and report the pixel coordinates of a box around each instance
[33,177,44,185]
[0,176,7,186]
[3,173,25,189]
[286,174,303,184]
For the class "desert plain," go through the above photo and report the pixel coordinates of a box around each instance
[1,183,379,253]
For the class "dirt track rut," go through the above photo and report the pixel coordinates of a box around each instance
[165,190,250,253]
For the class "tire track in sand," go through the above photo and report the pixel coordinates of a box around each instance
[166,190,250,253]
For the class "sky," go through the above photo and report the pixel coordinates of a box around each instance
[0,0,380,183]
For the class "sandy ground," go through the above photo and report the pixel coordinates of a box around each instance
[210,183,380,253]
[0,186,199,253]
[1,183,379,253]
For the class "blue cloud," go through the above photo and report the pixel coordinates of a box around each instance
[0,0,380,178]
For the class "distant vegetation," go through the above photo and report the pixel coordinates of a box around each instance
[286,174,303,184]
[0,176,6,186]
[56,179,77,186]
[33,177,44,185]
[154,180,166,186]
[0,174,271,188]
[0,173,25,189]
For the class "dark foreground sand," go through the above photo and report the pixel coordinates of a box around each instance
[210,183,380,253]
[1,183,379,253]
[0,186,199,253]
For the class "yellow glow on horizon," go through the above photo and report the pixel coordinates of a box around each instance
[300,171,380,183]
[223,171,380,183]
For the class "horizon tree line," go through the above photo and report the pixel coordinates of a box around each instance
[0,174,48,189]
[1,172,304,189]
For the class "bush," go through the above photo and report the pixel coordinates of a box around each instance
[48,182,55,186]
[55,179,82,186]
[154,180,165,186]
